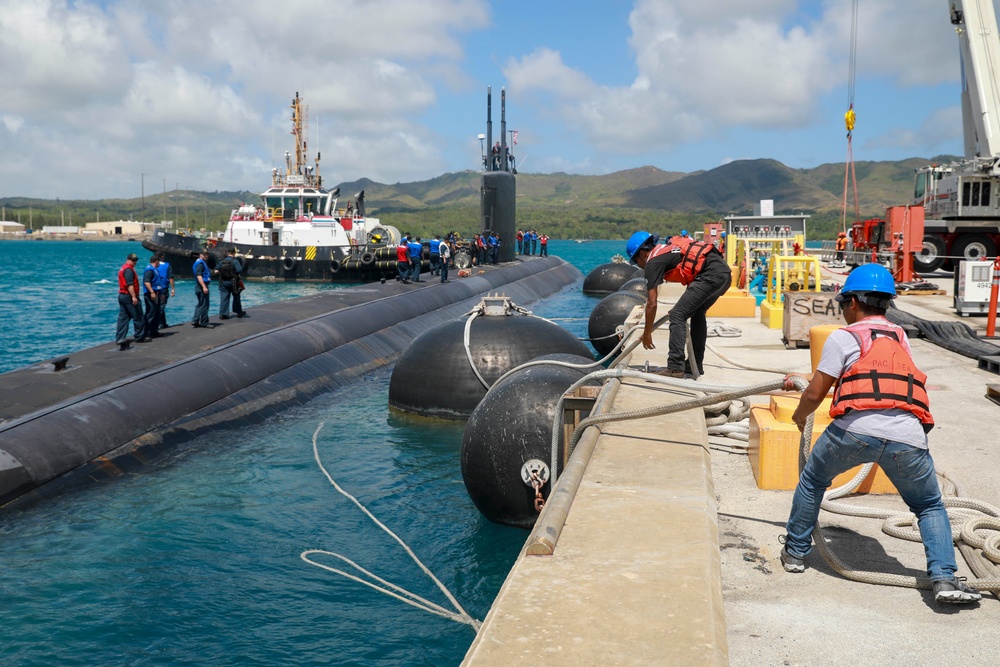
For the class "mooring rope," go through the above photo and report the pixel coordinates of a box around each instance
[300,422,481,629]
[540,363,1000,595]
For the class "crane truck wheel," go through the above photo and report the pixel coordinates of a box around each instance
[914,235,946,273]
[953,234,997,264]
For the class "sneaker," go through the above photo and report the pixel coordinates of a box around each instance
[780,547,805,573]
[933,578,982,604]
[219,315,230,320]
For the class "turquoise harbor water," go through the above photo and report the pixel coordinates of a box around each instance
[0,239,622,666]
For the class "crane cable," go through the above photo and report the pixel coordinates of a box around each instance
[841,0,861,237]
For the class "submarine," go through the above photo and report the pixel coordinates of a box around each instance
[0,257,581,507]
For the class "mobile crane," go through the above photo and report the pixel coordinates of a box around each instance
[913,0,1000,272]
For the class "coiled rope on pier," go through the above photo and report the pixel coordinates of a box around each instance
[300,422,481,629]
[547,364,1000,595]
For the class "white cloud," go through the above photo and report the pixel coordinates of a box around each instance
[505,0,956,160]
[0,0,490,197]
[0,0,132,114]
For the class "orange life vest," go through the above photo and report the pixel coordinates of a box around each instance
[829,317,934,432]
[118,262,138,295]
[836,236,848,251]
[647,237,716,285]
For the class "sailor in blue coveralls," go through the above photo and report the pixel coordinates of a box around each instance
[408,236,423,282]
[429,236,441,275]
[141,255,163,340]
[191,249,212,327]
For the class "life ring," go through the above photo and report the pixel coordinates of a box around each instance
[330,259,342,274]
[360,251,375,266]
[282,257,297,271]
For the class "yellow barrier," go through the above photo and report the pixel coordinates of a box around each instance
[761,254,823,328]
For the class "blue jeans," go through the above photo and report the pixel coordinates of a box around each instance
[410,256,422,281]
[440,257,449,282]
[785,423,957,582]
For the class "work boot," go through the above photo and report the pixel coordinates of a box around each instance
[933,578,982,604]
[780,546,805,573]
[653,368,686,379]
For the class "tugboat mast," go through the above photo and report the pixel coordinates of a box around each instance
[275,92,322,189]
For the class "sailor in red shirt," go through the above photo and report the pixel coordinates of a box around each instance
[396,239,412,284]
[115,252,144,344]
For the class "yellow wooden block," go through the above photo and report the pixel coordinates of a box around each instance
[707,288,757,317]
[748,405,897,494]
[760,300,784,328]
[769,394,832,424]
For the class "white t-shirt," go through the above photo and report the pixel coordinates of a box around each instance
[816,327,929,449]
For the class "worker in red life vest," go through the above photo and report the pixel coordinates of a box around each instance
[779,264,981,605]
[626,230,732,378]
[115,252,144,345]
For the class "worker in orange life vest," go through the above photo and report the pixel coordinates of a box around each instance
[778,264,981,605]
[835,231,848,263]
[626,230,732,378]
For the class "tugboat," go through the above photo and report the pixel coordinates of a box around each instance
[143,92,402,281]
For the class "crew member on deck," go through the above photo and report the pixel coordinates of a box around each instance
[397,237,412,284]
[141,255,162,341]
[116,252,144,345]
[192,249,212,328]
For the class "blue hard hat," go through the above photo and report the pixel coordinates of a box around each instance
[836,264,896,304]
[720,231,727,237]
[681,229,689,236]
[626,231,659,261]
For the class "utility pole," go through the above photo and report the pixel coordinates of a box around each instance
[141,173,146,221]
[185,186,190,227]
[162,177,167,222]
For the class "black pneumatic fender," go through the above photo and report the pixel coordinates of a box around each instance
[588,291,646,357]
[461,354,599,529]
[282,257,297,271]
[330,259,342,274]
[360,251,375,266]
[582,262,642,295]
[388,316,593,419]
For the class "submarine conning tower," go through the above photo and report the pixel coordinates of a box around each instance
[482,85,516,263]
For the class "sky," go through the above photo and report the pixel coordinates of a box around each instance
[0,0,975,200]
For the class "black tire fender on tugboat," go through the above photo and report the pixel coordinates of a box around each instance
[282,257,297,272]
[330,259,342,274]
[360,251,375,266]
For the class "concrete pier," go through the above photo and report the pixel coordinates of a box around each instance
[466,271,1000,665]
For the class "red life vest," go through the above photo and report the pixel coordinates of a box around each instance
[397,244,409,262]
[118,262,138,295]
[647,237,716,285]
[829,317,934,432]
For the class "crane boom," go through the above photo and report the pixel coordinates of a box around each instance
[953,0,1000,159]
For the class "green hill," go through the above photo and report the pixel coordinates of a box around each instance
[1,157,951,241]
